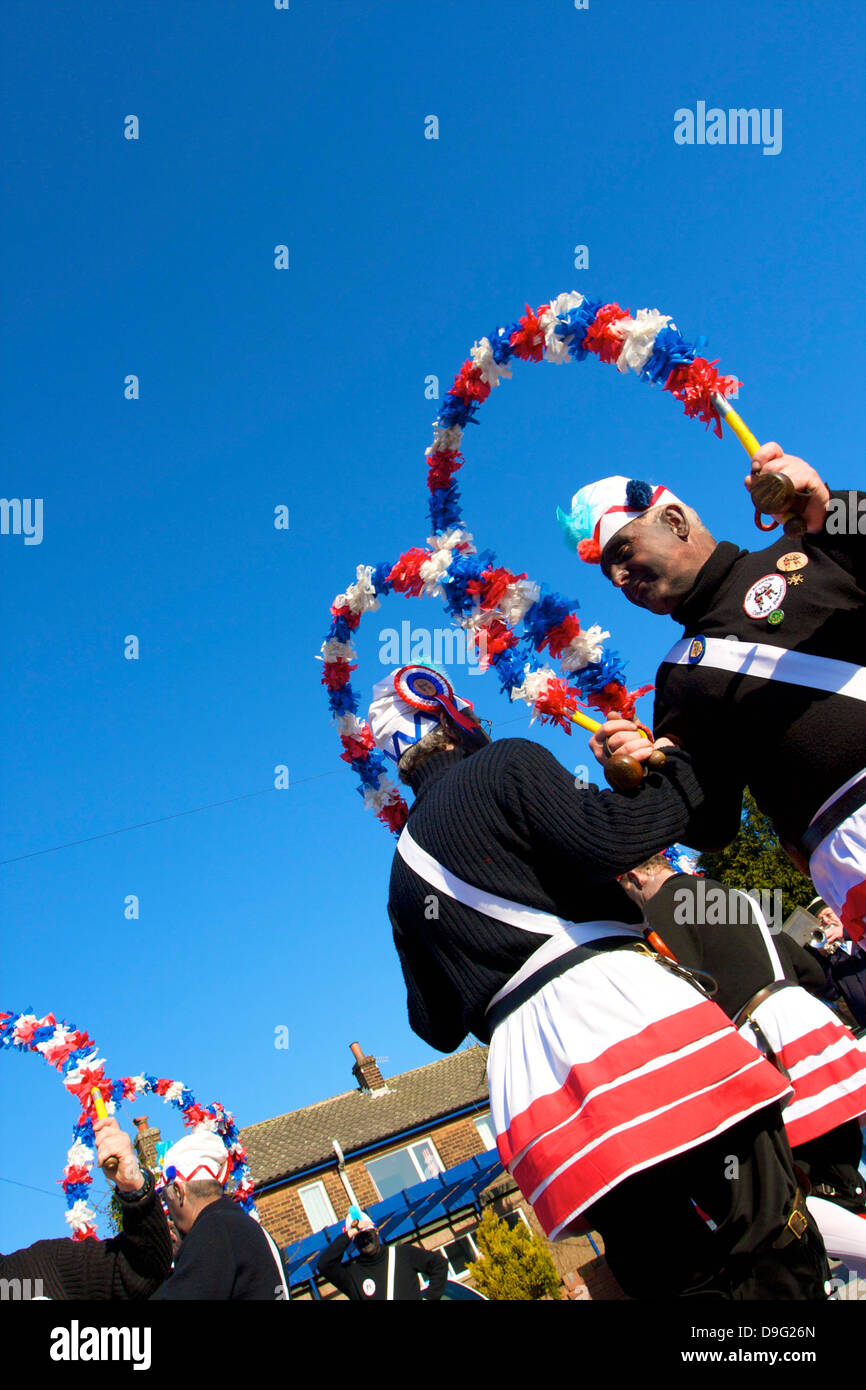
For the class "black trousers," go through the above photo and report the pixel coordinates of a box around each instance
[794,1118,866,1214]
[584,1105,830,1300]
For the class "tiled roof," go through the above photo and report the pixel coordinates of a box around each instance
[240,1046,490,1187]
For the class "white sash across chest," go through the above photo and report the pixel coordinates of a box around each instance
[662,636,866,703]
[396,826,639,945]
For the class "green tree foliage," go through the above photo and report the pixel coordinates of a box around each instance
[467,1208,561,1301]
[107,1190,122,1236]
[697,790,815,918]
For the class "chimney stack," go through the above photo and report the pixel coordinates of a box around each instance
[349,1041,388,1096]
[132,1115,162,1171]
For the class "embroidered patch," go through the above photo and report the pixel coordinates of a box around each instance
[687,636,706,665]
[776,551,808,573]
[767,609,784,626]
[744,573,787,620]
[362,1278,376,1297]
[788,574,804,586]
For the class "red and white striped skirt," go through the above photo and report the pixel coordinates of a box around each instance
[487,948,791,1241]
[742,986,866,1148]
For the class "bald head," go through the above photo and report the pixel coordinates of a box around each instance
[601,503,716,614]
[620,855,676,911]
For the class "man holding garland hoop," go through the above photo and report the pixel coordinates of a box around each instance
[0,1117,171,1300]
[561,446,866,947]
[372,663,830,1300]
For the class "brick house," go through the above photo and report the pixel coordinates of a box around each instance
[236,1041,624,1300]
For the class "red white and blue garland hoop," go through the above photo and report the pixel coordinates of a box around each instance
[0,1008,257,1240]
[320,292,741,834]
[423,291,740,537]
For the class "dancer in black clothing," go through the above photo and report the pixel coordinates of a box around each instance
[563,446,866,943]
[317,1209,447,1301]
[618,857,866,1271]
[369,665,829,1299]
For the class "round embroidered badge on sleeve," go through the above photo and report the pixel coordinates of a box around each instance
[362,1278,376,1297]
[687,636,706,665]
[743,574,787,620]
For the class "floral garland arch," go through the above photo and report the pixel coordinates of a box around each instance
[0,1008,257,1240]
[320,291,740,833]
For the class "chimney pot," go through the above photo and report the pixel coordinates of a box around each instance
[131,1116,161,1170]
[350,1042,388,1095]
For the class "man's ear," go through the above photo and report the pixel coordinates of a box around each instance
[661,504,690,540]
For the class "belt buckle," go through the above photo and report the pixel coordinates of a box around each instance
[785,1202,808,1243]
[772,1190,808,1248]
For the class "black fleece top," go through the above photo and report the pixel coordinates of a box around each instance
[653,493,866,850]
[151,1198,284,1301]
[0,1172,171,1300]
[387,736,705,1051]
[643,873,828,1019]
[316,1232,448,1300]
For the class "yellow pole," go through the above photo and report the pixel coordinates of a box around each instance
[569,708,649,742]
[91,1087,120,1175]
[712,391,760,457]
[569,708,602,735]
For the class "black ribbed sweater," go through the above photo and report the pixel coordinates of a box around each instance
[0,1176,171,1299]
[387,737,706,1051]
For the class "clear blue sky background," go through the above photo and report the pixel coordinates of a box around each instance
[2,0,863,1249]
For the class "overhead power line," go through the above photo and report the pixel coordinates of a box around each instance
[1,710,534,867]
[0,772,339,866]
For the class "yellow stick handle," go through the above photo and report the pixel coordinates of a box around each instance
[569,708,602,735]
[569,709,649,741]
[712,392,760,458]
[91,1087,120,1176]
[713,392,806,536]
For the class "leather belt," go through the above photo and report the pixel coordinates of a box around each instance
[800,770,866,860]
[486,944,596,1032]
[486,937,714,1032]
[732,979,792,1030]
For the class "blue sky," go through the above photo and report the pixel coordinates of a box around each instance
[2,0,864,1249]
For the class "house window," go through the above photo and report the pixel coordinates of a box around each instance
[440,1233,479,1280]
[503,1208,531,1233]
[366,1138,444,1200]
[473,1111,497,1151]
[298,1181,337,1233]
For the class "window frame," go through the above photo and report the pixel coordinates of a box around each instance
[366,1136,445,1200]
[438,1230,481,1282]
[472,1110,497,1151]
[297,1179,337,1233]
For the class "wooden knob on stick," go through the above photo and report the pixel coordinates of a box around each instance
[712,394,808,538]
[604,754,646,793]
[749,471,808,538]
[749,471,795,514]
